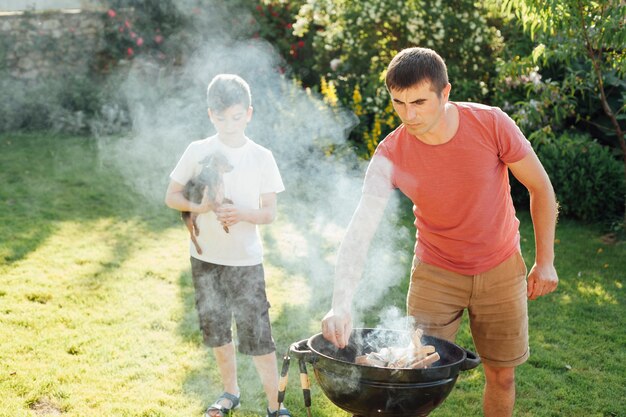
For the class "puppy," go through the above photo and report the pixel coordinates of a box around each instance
[182,152,233,254]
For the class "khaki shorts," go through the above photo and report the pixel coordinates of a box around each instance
[407,251,529,368]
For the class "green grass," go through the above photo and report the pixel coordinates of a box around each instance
[1,133,624,417]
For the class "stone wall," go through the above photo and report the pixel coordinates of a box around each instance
[0,9,104,80]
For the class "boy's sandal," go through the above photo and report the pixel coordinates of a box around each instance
[205,392,241,417]
[266,407,292,417]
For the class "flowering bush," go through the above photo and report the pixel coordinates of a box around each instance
[274,0,504,155]
[235,0,318,87]
[98,1,185,72]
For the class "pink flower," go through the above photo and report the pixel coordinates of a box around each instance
[154,34,164,44]
[136,37,144,46]
[107,9,116,18]
[118,26,124,33]
[130,31,137,39]
[125,20,131,28]
[127,47,134,56]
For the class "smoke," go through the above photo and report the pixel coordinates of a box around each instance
[95,1,411,321]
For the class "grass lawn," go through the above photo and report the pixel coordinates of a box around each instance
[1,133,624,417]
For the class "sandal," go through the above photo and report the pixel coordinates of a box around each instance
[266,407,292,417]
[205,392,241,417]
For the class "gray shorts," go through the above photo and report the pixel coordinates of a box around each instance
[190,257,275,356]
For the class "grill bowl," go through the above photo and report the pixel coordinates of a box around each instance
[290,328,480,417]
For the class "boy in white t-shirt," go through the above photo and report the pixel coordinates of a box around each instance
[165,74,289,417]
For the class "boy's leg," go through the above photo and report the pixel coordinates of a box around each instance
[213,341,240,396]
[207,342,240,416]
[190,258,240,415]
[252,352,280,412]
[230,264,281,412]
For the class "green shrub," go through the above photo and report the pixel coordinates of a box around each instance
[0,75,129,135]
[250,0,504,155]
[512,131,625,223]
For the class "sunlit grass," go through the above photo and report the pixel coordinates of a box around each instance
[1,133,624,417]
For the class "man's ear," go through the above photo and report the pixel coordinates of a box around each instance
[247,106,253,122]
[442,83,452,101]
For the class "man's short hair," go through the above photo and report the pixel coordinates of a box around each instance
[206,74,252,112]
[385,47,449,96]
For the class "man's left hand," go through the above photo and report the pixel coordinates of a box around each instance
[527,263,558,300]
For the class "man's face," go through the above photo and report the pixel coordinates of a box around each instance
[208,104,252,140]
[389,81,450,137]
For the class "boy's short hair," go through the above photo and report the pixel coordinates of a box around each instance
[206,74,252,112]
[385,47,449,96]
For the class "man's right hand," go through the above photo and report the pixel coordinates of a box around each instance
[321,308,353,349]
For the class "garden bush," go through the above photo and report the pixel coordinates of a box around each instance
[511,131,625,223]
[250,0,503,155]
[0,73,132,136]
[3,77,91,135]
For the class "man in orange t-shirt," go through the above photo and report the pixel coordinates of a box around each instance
[322,47,559,417]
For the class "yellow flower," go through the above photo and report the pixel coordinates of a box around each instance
[365,115,382,156]
[320,76,338,107]
[384,100,396,127]
[353,84,363,116]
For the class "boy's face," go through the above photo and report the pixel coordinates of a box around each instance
[208,104,253,140]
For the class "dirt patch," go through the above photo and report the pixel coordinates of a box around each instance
[29,398,62,416]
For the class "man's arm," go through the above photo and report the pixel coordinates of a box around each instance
[507,150,559,300]
[322,193,389,348]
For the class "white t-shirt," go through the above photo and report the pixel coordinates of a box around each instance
[170,135,285,266]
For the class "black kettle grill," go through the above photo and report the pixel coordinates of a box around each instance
[278,328,480,417]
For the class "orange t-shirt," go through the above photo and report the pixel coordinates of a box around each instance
[363,102,532,275]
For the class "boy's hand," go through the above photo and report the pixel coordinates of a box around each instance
[215,201,240,230]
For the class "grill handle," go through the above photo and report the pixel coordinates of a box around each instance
[289,339,316,364]
[460,349,481,371]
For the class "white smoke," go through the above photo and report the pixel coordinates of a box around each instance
[95,0,412,325]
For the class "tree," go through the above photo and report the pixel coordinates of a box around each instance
[499,0,626,226]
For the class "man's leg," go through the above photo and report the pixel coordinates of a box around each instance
[469,253,528,417]
[252,352,280,412]
[483,364,516,417]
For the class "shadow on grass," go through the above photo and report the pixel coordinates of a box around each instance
[0,132,178,266]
